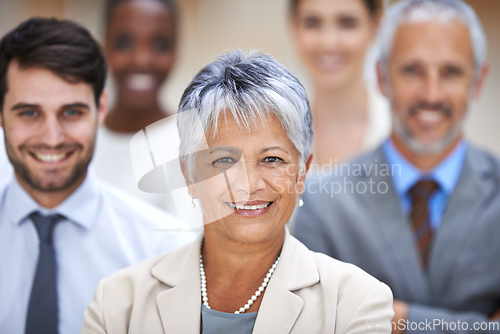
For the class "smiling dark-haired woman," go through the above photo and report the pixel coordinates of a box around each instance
[82,50,393,334]
[92,0,182,213]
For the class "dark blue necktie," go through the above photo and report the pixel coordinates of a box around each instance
[25,211,64,334]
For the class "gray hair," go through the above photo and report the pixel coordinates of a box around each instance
[177,50,312,177]
[377,0,487,76]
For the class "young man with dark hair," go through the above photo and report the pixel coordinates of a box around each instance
[0,17,193,334]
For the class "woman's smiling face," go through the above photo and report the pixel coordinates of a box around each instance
[292,0,376,90]
[187,113,311,244]
[105,0,176,108]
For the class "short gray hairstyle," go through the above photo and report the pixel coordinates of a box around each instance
[377,0,487,76]
[177,50,313,176]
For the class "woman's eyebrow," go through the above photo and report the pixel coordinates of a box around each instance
[260,146,290,155]
[210,146,242,155]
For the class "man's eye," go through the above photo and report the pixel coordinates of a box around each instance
[64,109,82,117]
[401,66,421,76]
[20,110,37,117]
[443,66,463,78]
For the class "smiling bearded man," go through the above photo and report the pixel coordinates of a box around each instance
[0,17,195,334]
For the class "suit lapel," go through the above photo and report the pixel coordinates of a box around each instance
[252,283,304,334]
[156,277,201,333]
[253,231,318,334]
[429,146,497,295]
[357,148,431,303]
[152,235,204,334]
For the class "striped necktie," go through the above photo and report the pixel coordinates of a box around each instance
[25,211,65,334]
[408,180,440,269]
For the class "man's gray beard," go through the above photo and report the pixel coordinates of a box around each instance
[383,78,472,156]
[392,114,463,155]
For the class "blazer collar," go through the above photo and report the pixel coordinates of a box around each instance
[151,229,319,333]
[152,234,203,333]
[254,230,319,333]
[151,233,204,286]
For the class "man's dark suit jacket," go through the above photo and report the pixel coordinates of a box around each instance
[294,144,500,334]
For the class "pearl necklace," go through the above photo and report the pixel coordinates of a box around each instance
[199,250,280,314]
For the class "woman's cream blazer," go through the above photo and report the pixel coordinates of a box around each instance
[82,230,393,333]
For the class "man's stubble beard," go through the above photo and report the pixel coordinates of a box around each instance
[384,81,467,156]
[392,112,463,155]
[4,133,96,193]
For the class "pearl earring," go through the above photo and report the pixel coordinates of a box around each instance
[298,197,304,207]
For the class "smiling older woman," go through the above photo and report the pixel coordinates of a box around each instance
[82,50,393,333]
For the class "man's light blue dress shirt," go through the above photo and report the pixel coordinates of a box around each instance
[0,128,13,191]
[382,139,467,229]
[0,171,197,334]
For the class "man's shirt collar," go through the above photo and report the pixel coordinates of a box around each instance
[382,138,467,196]
[6,170,101,230]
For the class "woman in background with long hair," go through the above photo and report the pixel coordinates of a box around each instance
[290,0,391,166]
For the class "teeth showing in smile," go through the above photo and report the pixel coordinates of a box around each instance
[35,153,67,162]
[417,110,443,123]
[227,202,271,210]
[127,74,154,91]
[317,55,343,71]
